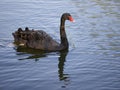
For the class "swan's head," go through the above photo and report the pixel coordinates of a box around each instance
[62,13,74,22]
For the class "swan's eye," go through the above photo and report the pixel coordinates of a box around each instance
[68,16,74,22]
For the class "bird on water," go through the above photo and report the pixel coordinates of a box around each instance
[12,13,74,51]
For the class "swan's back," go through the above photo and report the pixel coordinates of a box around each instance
[12,28,59,50]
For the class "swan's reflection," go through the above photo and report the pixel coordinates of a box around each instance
[15,46,47,61]
[15,46,70,86]
[58,50,70,87]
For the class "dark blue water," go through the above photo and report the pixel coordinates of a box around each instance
[0,0,120,90]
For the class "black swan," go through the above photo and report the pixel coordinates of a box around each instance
[12,13,74,51]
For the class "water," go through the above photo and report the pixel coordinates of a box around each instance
[0,0,120,90]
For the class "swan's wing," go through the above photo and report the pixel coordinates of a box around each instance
[27,30,60,50]
[13,29,59,50]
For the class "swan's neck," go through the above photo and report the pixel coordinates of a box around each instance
[60,19,69,49]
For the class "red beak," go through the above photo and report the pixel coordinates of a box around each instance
[68,16,74,22]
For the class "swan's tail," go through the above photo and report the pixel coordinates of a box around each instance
[12,27,32,46]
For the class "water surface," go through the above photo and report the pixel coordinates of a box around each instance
[0,0,120,90]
